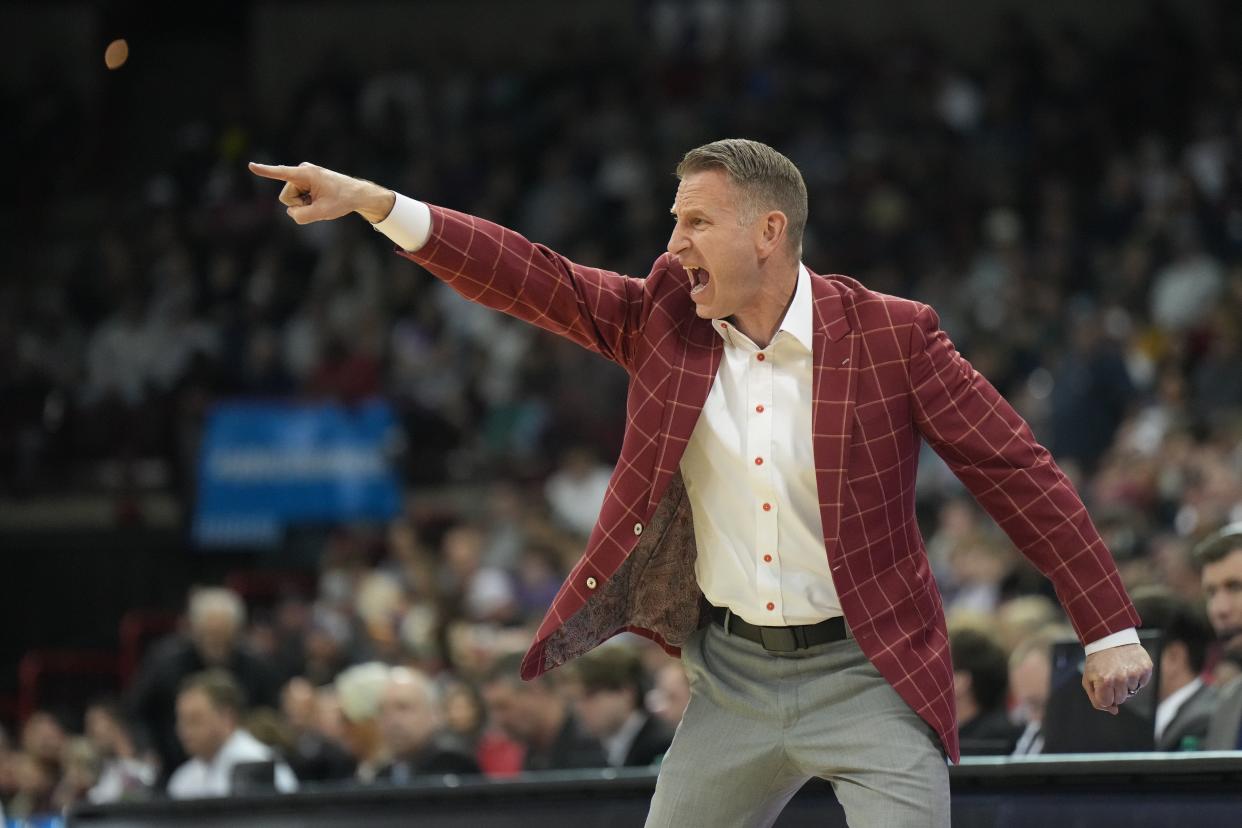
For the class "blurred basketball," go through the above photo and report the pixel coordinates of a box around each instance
[104,38,128,70]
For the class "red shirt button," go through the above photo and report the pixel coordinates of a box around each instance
[755,404,764,413]
[754,457,763,466]
[756,353,765,362]
[762,503,771,512]
[763,554,772,563]
[766,602,775,611]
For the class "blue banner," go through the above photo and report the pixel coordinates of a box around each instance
[6,818,64,828]
[193,399,403,546]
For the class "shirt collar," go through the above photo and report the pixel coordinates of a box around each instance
[1160,676,1204,718]
[713,264,812,351]
[602,710,648,767]
[781,264,814,350]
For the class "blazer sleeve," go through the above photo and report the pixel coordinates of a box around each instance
[397,204,649,371]
[906,302,1140,644]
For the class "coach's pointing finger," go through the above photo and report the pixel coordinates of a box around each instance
[248,161,396,225]
[247,162,305,182]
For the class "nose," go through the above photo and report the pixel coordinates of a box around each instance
[667,223,689,257]
[1209,594,1231,624]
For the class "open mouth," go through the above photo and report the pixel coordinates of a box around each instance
[686,265,711,296]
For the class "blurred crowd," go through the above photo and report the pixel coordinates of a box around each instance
[4,0,1242,820]
[0,583,691,817]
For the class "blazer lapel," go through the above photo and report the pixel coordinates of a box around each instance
[646,315,722,512]
[809,272,858,566]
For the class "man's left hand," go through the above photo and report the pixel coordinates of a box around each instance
[1082,643,1153,715]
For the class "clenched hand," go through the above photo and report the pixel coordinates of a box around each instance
[1082,643,1153,715]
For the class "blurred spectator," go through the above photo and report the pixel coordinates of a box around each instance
[1195,524,1242,653]
[279,677,354,783]
[1194,525,1242,749]
[1008,626,1073,756]
[1149,228,1224,333]
[648,661,691,731]
[513,544,566,621]
[994,595,1064,654]
[302,605,355,686]
[1148,535,1204,604]
[544,446,612,538]
[19,711,66,782]
[127,587,282,779]
[314,685,349,748]
[943,533,1014,616]
[1130,588,1217,750]
[333,662,391,783]
[481,652,605,772]
[951,628,1022,756]
[440,524,518,624]
[375,667,479,781]
[248,596,315,686]
[441,681,487,756]
[83,700,157,803]
[51,737,102,812]
[1048,307,1136,474]
[5,752,55,821]
[565,646,673,768]
[168,670,297,799]
[353,571,410,663]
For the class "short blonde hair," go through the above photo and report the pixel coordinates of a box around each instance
[676,138,808,255]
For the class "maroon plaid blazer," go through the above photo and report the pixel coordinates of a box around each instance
[400,205,1140,762]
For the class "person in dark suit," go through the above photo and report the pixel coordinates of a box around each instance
[951,628,1022,755]
[374,667,479,782]
[565,646,674,768]
[279,677,355,783]
[1193,525,1242,749]
[125,588,281,782]
[481,652,605,772]
[1130,587,1218,750]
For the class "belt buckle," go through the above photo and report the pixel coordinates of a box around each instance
[758,626,799,652]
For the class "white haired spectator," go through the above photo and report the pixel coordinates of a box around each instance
[334,662,392,782]
[375,667,479,781]
[126,587,281,780]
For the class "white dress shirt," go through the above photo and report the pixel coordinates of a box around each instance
[679,264,834,626]
[167,729,297,799]
[1011,720,1044,756]
[372,193,1137,649]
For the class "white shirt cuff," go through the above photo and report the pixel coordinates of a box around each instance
[1083,627,1140,655]
[371,192,432,252]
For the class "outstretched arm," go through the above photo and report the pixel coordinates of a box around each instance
[249,161,649,369]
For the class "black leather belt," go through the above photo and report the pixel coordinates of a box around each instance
[711,606,848,652]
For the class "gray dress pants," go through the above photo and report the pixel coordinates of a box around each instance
[645,621,950,827]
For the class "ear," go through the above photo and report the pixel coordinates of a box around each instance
[755,209,789,259]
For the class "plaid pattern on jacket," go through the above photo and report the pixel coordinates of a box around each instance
[400,205,1140,762]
